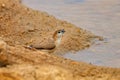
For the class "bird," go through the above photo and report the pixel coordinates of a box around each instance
[27,29,65,51]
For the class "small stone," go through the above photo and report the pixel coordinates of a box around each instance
[0,39,7,54]
[1,3,5,8]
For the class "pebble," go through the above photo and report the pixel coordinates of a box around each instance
[1,3,5,8]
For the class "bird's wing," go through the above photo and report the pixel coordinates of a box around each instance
[30,38,55,50]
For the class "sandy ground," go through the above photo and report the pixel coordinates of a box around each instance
[22,0,120,67]
[0,0,120,80]
[0,0,99,54]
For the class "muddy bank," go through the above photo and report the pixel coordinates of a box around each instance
[0,40,120,80]
[0,0,120,80]
[0,0,100,55]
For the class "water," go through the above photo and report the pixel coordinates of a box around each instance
[22,0,120,68]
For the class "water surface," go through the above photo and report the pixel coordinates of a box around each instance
[22,0,120,68]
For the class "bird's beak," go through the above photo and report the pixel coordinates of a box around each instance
[61,29,65,33]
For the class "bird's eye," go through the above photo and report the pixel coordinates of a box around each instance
[58,31,60,33]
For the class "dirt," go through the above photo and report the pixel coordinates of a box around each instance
[0,0,99,54]
[0,0,120,80]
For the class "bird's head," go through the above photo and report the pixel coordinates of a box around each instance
[53,29,65,46]
[53,29,65,40]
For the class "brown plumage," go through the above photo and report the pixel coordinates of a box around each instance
[28,29,65,50]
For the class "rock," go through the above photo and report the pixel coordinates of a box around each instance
[0,39,7,54]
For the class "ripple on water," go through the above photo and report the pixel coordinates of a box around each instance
[65,0,85,4]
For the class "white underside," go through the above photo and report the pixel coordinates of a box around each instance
[55,34,62,47]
